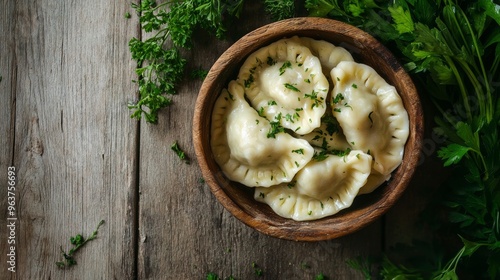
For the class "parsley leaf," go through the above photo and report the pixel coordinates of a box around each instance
[171,140,190,164]
[388,5,415,34]
[437,143,471,166]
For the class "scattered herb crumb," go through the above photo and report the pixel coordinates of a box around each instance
[206,272,220,280]
[124,12,131,19]
[56,220,105,268]
[251,262,263,277]
[315,273,327,280]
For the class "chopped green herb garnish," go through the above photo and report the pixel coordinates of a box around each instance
[258,107,265,117]
[351,83,358,88]
[267,113,284,138]
[285,113,295,123]
[313,151,329,161]
[244,74,254,88]
[322,114,340,135]
[266,56,277,66]
[284,83,300,92]
[279,61,292,75]
[292,149,304,154]
[332,93,344,104]
[304,90,323,108]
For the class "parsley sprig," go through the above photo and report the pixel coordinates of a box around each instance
[128,0,245,123]
[56,220,105,268]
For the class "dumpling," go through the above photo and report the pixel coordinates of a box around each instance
[254,151,372,221]
[236,37,330,135]
[295,36,354,74]
[358,170,391,195]
[330,61,409,188]
[211,80,315,187]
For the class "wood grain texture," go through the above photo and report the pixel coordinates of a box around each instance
[2,0,139,278]
[0,1,16,278]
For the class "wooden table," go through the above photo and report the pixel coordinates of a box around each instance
[0,1,443,279]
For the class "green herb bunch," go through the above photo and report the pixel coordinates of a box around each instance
[305,0,500,278]
[128,0,245,123]
[263,0,296,21]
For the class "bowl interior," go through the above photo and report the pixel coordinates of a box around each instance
[193,17,423,241]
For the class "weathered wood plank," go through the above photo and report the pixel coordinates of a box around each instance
[136,2,382,279]
[4,1,139,278]
[0,0,17,278]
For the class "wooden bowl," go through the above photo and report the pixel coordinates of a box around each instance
[193,17,423,241]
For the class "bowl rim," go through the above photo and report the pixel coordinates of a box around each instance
[193,17,424,241]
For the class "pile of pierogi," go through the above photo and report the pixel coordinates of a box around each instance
[211,36,409,221]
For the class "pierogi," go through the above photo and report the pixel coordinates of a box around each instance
[210,36,409,221]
